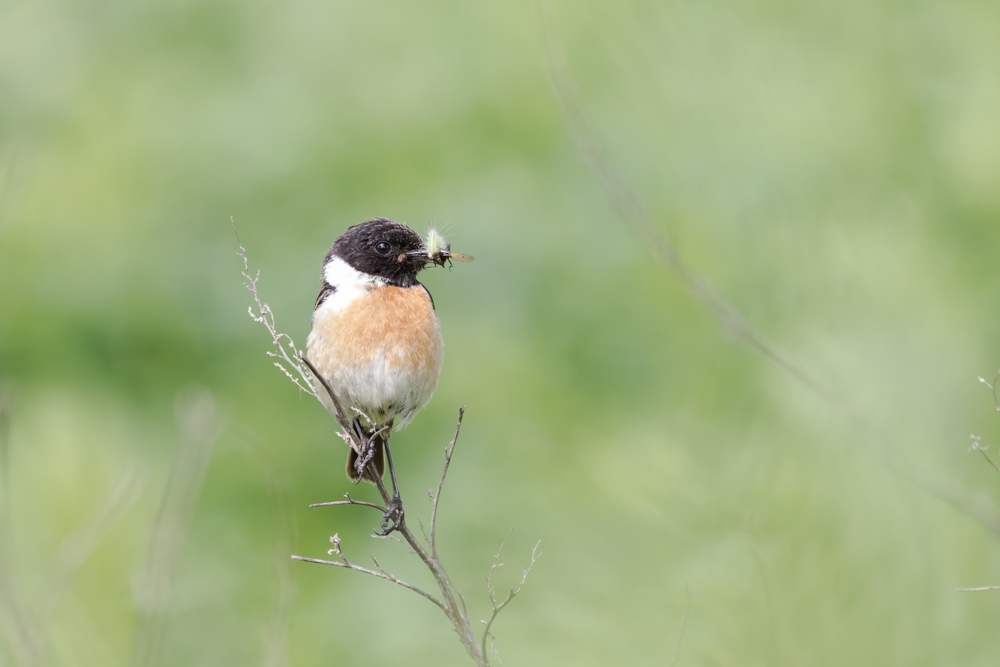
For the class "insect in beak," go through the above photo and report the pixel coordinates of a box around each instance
[419,229,475,267]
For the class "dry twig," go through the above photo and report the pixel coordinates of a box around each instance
[293,534,445,612]
[537,2,837,403]
[0,389,146,667]
[130,388,223,667]
[35,466,146,632]
[968,434,1000,474]
[978,370,1000,412]
[293,405,494,664]
[430,407,464,558]
[0,386,38,666]
[233,219,318,400]
[234,433,297,667]
[669,585,692,667]
[949,370,1000,593]
[480,537,541,665]
[239,230,538,666]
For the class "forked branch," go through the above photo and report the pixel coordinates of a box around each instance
[537,2,837,403]
[291,535,445,612]
[233,219,318,400]
[430,406,465,558]
[239,229,538,666]
[480,537,541,665]
[956,370,1000,592]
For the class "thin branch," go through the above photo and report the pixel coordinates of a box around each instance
[969,434,1000,474]
[371,532,415,556]
[236,236,522,666]
[431,407,465,558]
[537,1,838,403]
[977,450,1000,474]
[293,408,490,663]
[890,458,1000,542]
[0,385,41,666]
[958,585,1000,592]
[233,219,319,400]
[292,534,445,612]
[35,466,146,631]
[480,539,541,663]
[310,493,387,512]
[130,388,222,667]
[418,518,431,545]
[299,357,359,453]
[232,433,297,667]
[978,369,1000,411]
[669,585,692,667]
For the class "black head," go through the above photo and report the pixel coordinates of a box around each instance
[329,218,431,287]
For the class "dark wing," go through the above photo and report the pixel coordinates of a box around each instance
[421,284,435,311]
[315,283,336,310]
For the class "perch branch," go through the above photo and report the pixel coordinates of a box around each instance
[537,2,838,403]
[233,219,319,400]
[431,406,465,558]
[978,369,1000,411]
[968,434,1000,474]
[239,233,533,665]
[669,585,692,667]
[480,538,541,664]
[298,407,507,666]
[310,494,387,512]
[292,535,446,612]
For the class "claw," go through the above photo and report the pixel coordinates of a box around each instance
[373,437,404,535]
[354,446,374,475]
[351,417,376,480]
[376,496,404,536]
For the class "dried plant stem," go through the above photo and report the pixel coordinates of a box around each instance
[309,496,386,512]
[430,408,464,558]
[233,220,318,400]
[0,387,40,666]
[0,389,148,667]
[669,585,692,667]
[978,370,1000,412]
[537,1,838,403]
[130,389,222,667]
[34,467,146,634]
[294,402,488,664]
[294,402,534,667]
[480,537,541,665]
[293,535,445,612]
[239,232,536,665]
[233,433,297,667]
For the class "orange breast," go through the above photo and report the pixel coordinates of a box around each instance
[315,285,440,370]
[306,284,444,426]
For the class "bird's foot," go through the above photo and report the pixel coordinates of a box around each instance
[353,442,375,481]
[377,494,404,536]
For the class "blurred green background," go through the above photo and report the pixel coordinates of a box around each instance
[2,0,1000,665]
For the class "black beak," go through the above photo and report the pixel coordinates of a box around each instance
[408,244,469,268]
[404,247,435,267]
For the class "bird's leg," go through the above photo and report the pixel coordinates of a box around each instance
[352,418,374,481]
[377,432,404,535]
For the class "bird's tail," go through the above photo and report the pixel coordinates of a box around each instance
[346,432,385,484]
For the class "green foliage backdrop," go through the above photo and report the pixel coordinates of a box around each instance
[1,0,1000,665]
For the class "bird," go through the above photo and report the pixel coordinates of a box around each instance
[303,218,470,521]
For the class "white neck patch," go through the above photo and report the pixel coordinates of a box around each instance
[323,256,371,290]
[317,256,384,315]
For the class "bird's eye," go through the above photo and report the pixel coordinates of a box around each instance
[374,241,391,255]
